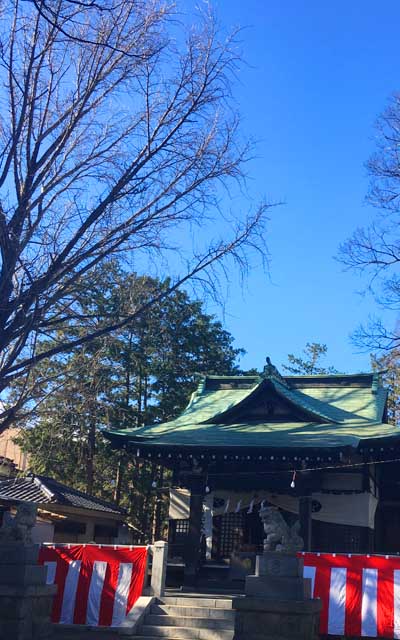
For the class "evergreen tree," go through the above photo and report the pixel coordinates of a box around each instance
[371,351,400,426]
[282,343,338,375]
[14,264,243,535]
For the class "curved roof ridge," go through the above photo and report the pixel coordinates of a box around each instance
[202,378,338,425]
[181,382,256,421]
[273,380,362,424]
[285,372,374,379]
[269,379,340,424]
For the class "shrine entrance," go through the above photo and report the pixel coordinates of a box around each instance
[106,362,400,586]
[213,509,262,560]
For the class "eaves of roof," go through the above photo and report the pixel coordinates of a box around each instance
[105,372,398,452]
[107,419,400,451]
[0,475,125,515]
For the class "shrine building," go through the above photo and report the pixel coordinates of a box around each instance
[106,359,400,586]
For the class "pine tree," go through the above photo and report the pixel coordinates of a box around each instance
[282,343,338,375]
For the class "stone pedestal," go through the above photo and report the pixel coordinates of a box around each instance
[233,553,321,640]
[150,541,168,597]
[0,544,57,640]
[233,596,321,640]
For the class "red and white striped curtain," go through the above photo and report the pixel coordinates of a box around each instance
[38,544,148,627]
[302,552,400,638]
[39,545,400,636]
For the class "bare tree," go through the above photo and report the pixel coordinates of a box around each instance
[339,93,400,350]
[0,1,270,431]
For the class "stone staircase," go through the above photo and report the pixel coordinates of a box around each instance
[135,594,235,640]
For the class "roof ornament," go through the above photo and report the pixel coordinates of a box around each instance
[262,357,289,387]
[193,372,206,394]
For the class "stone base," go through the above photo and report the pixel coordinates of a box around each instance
[0,618,54,640]
[0,544,40,565]
[0,543,57,640]
[256,552,304,578]
[245,574,307,600]
[232,596,322,640]
[0,563,48,585]
[0,584,57,640]
[245,552,310,601]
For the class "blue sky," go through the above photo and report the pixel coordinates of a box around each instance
[191,0,400,374]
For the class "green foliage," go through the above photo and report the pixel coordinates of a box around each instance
[239,367,260,376]
[13,264,243,535]
[282,342,338,375]
[371,351,400,426]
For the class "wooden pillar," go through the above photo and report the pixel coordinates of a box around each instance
[299,493,312,551]
[183,474,206,587]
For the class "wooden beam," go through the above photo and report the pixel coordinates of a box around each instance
[299,494,312,552]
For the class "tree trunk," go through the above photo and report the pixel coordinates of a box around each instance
[113,454,123,505]
[143,374,148,418]
[140,462,157,540]
[124,331,133,428]
[137,369,142,427]
[86,417,96,494]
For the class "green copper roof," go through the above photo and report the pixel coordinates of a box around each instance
[106,369,399,451]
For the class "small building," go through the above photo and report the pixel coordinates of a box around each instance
[106,360,400,585]
[0,473,138,544]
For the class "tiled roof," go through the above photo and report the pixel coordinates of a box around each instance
[0,474,124,515]
[105,370,400,451]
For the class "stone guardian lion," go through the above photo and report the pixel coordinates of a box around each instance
[0,502,37,543]
[260,505,303,553]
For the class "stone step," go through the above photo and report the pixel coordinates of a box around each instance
[151,604,235,620]
[161,597,232,609]
[196,584,243,594]
[54,630,120,640]
[145,615,234,630]
[138,626,234,639]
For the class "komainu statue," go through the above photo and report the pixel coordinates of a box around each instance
[0,502,37,543]
[260,505,303,553]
